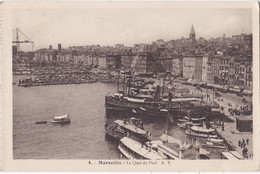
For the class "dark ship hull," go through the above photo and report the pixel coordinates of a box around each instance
[105,95,212,119]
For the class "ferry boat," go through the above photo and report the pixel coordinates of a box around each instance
[105,118,149,144]
[118,137,166,160]
[51,114,71,123]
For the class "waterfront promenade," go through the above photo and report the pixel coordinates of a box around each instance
[215,121,253,159]
[186,84,253,159]
[213,88,253,159]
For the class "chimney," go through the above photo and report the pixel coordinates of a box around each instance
[49,45,52,50]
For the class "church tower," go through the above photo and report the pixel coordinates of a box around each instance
[189,25,196,42]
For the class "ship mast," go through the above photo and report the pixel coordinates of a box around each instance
[117,69,120,93]
[166,92,173,142]
[122,72,126,100]
[127,69,131,96]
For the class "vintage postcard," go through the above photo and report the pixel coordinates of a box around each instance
[0,1,259,172]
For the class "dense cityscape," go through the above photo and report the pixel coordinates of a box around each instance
[13,25,252,93]
[13,25,253,160]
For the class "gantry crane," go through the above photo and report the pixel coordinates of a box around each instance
[12,28,34,52]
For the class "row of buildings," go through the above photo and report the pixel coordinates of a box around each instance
[16,26,252,89]
[181,53,252,88]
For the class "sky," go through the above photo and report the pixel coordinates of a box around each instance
[13,7,252,51]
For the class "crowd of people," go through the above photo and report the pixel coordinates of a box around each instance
[228,105,252,116]
[238,138,250,158]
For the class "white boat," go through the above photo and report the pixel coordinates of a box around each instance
[191,126,215,134]
[208,138,224,143]
[221,152,240,160]
[157,143,180,160]
[178,118,188,122]
[118,137,166,160]
[105,118,148,143]
[191,117,205,121]
[202,141,226,149]
[186,122,202,126]
[230,151,244,160]
[52,114,71,123]
[185,130,218,138]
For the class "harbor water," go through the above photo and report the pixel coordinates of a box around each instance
[13,75,225,159]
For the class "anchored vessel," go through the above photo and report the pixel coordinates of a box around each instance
[202,141,226,149]
[118,137,166,160]
[185,126,218,138]
[51,114,71,123]
[105,71,212,119]
[207,138,224,144]
[105,117,149,144]
[105,93,212,119]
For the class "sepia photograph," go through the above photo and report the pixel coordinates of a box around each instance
[1,1,259,172]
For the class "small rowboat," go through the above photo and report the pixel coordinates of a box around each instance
[208,138,224,143]
[36,120,47,124]
[202,141,226,149]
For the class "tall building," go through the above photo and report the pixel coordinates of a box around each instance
[202,55,208,82]
[121,52,155,73]
[183,54,203,81]
[189,25,196,42]
[58,44,62,52]
[172,57,180,76]
[219,57,230,85]
[188,25,196,52]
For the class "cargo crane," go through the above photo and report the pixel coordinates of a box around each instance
[12,28,34,52]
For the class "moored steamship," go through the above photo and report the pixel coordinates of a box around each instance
[105,92,212,119]
[105,70,212,119]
